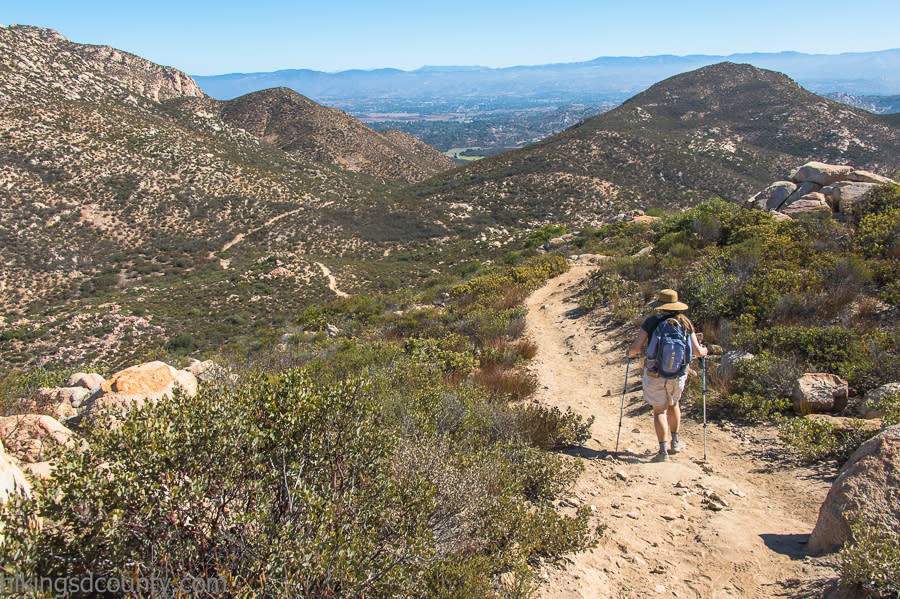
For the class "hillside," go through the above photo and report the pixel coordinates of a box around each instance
[404,63,900,231]
[219,88,454,181]
[0,25,465,366]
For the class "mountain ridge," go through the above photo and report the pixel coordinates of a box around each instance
[194,48,900,106]
[402,62,900,231]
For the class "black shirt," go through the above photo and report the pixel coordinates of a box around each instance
[641,312,693,336]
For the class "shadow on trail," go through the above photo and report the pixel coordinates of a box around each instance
[560,446,648,464]
[760,533,811,559]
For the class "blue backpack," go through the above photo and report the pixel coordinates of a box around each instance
[646,318,691,378]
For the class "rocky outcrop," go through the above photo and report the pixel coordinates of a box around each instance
[859,383,900,418]
[808,425,900,554]
[1,25,203,104]
[749,181,796,211]
[0,414,75,463]
[717,351,754,379]
[82,361,198,419]
[789,162,854,186]
[0,441,31,501]
[745,162,896,219]
[66,372,105,390]
[804,414,882,436]
[609,210,661,225]
[792,373,849,414]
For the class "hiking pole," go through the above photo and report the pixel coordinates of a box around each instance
[615,357,631,453]
[702,356,708,462]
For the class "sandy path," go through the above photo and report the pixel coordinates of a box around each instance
[208,208,306,263]
[315,262,350,298]
[524,258,835,598]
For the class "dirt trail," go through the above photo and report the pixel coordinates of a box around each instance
[208,208,306,267]
[315,262,350,298]
[525,257,836,599]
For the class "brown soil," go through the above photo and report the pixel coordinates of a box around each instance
[524,257,840,598]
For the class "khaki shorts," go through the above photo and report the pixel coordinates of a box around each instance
[642,369,687,408]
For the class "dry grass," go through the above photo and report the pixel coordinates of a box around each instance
[494,285,528,311]
[472,363,538,401]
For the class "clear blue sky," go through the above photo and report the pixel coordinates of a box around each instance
[4,0,899,75]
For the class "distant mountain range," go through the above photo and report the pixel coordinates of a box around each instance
[194,49,900,114]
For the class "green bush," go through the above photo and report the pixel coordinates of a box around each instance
[525,224,570,248]
[681,257,739,323]
[2,372,435,597]
[840,513,900,597]
[721,352,796,421]
[514,405,594,450]
[777,416,873,464]
[0,367,76,416]
[874,390,900,428]
[165,331,199,355]
[736,326,870,384]
[653,198,738,249]
[855,208,900,260]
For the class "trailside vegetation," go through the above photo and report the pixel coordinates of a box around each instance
[1,254,599,598]
[571,185,900,596]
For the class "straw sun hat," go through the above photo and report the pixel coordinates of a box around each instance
[649,289,689,312]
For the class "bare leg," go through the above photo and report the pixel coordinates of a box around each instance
[653,404,668,445]
[667,402,681,439]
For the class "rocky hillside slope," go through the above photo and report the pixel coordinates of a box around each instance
[219,88,455,182]
[404,63,900,231]
[0,26,456,313]
[0,25,470,366]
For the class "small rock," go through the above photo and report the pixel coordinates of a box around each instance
[655,585,666,594]
[615,470,629,481]
[660,513,677,521]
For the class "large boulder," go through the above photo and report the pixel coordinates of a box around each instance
[751,181,797,211]
[0,414,76,463]
[846,170,897,186]
[790,162,854,186]
[100,361,197,397]
[0,441,31,502]
[792,373,849,414]
[65,372,106,390]
[36,386,91,408]
[780,193,830,217]
[185,359,231,384]
[782,181,821,206]
[717,350,754,379]
[808,426,900,554]
[82,361,198,419]
[833,181,880,213]
[859,383,900,419]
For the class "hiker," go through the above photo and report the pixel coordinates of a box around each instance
[625,289,707,462]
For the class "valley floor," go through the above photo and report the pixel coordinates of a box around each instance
[524,258,841,599]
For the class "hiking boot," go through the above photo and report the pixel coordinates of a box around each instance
[651,451,669,463]
[670,439,686,454]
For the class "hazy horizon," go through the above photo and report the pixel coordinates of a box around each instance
[4,0,900,75]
